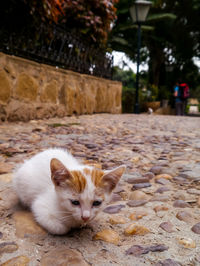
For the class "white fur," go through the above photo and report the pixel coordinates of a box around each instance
[13,148,124,235]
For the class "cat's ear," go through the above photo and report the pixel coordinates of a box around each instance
[101,165,126,193]
[50,158,73,187]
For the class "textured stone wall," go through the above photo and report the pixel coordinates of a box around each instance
[0,52,122,121]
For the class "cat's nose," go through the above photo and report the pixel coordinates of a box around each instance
[81,210,90,222]
[81,215,90,222]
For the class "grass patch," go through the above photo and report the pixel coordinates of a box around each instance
[48,122,81,128]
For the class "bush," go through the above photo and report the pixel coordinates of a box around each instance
[140,84,159,103]
[185,104,190,114]
[122,86,135,113]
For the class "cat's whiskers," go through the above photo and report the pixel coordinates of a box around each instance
[54,210,72,215]
[57,215,76,222]
[58,213,81,221]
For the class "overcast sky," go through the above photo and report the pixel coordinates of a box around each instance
[113,51,200,73]
[112,51,148,73]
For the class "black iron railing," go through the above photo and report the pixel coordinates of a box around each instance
[0,23,113,79]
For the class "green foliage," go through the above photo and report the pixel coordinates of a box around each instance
[141,84,159,102]
[59,0,118,45]
[1,0,118,48]
[109,0,200,98]
[189,85,200,102]
[25,0,65,23]
[147,13,176,21]
[122,87,135,113]
[185,105,190,114]
[112,66,136,88]
[112,66,136,113]
[158,86,172,100]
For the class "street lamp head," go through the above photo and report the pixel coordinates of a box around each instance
[130,0,152,24]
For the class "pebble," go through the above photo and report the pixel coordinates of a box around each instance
[109,216,126,225]
[129,211,147,221]
[1,256,30,266]
[126,177,150,184]
[198,197,200,207]
[0,162,13,174]
[173,191,186,200]
[154,206,169,212]
[149,166,163,174]
[191,222,200,234]
[155,187,170,193]
[0,173,13,183]
[173,176,190,184]
[176,211,192,223]
[124,224,150,236]
[151,195,169,202]
[103,204,125,214]
[143,172,155,179]
[179,173,190,178]
[155,178,170,185]
[159,222,174,233]
[128,190,149,200]
[110,193,122,203]
[93,229,120,245]
[173,200,190,208]
[41,248,89,266]
[149,244,168,252]
[178,237,196,248]
[187,188,200,195]
[125,245,148,256]
[126,244,168,256]
[132,183,151,190]
[155,258,182,266]
[119,192,129,200]
[0,242,18,255]
[113,184,124,193]
[0,187,18,211]
[13,211,47,238]
[123,173,142,183]
[155,174,173,180]
[127,200,148,207]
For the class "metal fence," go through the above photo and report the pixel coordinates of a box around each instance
[0,23,113,79]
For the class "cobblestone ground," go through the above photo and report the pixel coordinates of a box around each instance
[0,114,200,266]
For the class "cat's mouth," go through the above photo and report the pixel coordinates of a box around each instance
[78,216,95,224]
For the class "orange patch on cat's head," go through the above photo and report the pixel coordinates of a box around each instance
[70,168,105,193]
[70,170,87,193]
[51,158,87,193]
[83,168,105,188]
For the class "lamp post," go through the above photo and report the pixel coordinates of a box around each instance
[130,0,151,114]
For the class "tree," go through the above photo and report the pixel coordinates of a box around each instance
[113,66,136,112]
[109,0,200,97]
[24,0,65,24]
[1,0,118,47]
[29,0,119,46]
[58,0,118,46]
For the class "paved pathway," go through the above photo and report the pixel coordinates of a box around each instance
[0,114,200,265]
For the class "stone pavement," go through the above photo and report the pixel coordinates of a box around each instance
[0,114,200,266]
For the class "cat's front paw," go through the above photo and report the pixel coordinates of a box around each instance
[46,222,69,235]
[32,199,70,235]
[35,215,69,235]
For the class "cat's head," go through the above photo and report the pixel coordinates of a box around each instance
[50,158,126,223]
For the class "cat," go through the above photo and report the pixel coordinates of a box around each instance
[13,148,126,235]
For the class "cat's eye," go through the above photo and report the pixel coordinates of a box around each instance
[71,200,80,206]
[93,200,102,207]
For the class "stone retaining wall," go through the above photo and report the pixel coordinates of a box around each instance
[0,52,122,121]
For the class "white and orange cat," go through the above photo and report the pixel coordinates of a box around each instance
[13,148,125,235]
